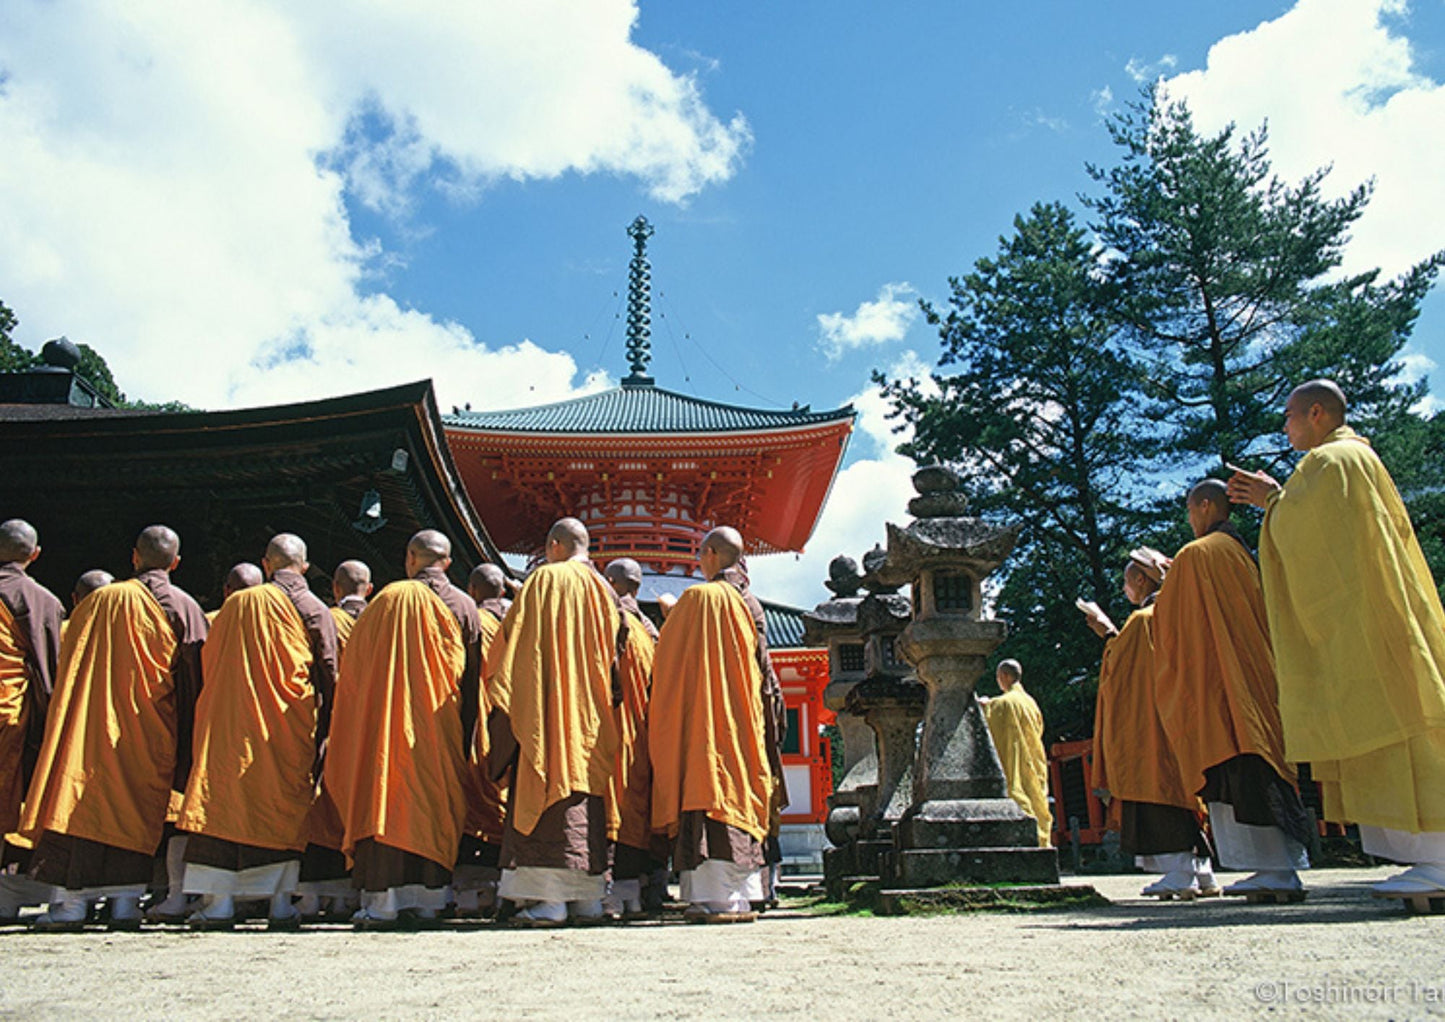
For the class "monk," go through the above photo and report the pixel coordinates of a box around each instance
[488,518,621,926]
[0,521,64,923]
[601,557,659,919]
[983,660,1053,848]
[22,525,207,930]
[453,562,510,917]
[293,558,372,920]
[329,559,372,646]
[1230,380,1445,897]
[177,533,338,929]
[149,561,262,924]
[1086,549,1216,898]
[1154,480,1312,898]
[650,527,779,923]
[328,530,479,929]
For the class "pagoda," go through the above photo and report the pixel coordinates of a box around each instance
[443,217,856,864]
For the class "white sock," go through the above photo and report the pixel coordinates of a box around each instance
[295,893,320,916]
[521,900,567,922]
[198,893,235,920]
[269,892,298,919]
[109,894,141,921]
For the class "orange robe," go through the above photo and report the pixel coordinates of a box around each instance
[329,605,357,650]
[1091,605,1193,825]
[177,584,319,852]
[327,579,467,870]
[462,610,507,845]
[607,612,656,842]
[649,580,773,843]
[21,579,180,855]
[487,560,620,838]
[1153,527,1293,798]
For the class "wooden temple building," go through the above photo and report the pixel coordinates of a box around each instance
[0,217,855,868]
[444,218,855,865]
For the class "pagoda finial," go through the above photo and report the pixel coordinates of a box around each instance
[624,215,655,387]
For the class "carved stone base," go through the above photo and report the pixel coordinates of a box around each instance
[894,797,1060,887]
[824,804,861,848]
[823,845,858,901]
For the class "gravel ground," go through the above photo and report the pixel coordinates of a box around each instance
[1,866,1441,1020]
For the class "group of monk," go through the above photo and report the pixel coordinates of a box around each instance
[1087,379,1445,902]
[0,513,786,930]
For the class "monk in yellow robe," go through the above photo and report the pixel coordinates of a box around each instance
[650,527,775,923]
[145,561,260,925]
[488,518,621,926]
[328,530,479,929]
[1154,481,1312,898]
[600,557,659,920]
[983,660,1053,848]
[1086,549,1216,898]
[1231,380,1445,896]
[177,534,338,929]
[22,525,207,930]
[293,559,372,920]
[0,520,65,923]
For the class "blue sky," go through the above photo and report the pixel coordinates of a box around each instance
[2,1,1443,605]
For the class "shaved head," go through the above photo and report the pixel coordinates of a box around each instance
[605,557,643,597]
[468,563,506,601]
[224,562,263,597]
[997,659,1023,682]
[700,526,744,571]
[0,519,39,564]
[545,518,589,563]
[72,569,114,606]
[333,559,372,599]
[134,525,181,571]
[1187,478,1230,511]
[1287,379,1347,423]
[263,533,308,575]
[406,529,452,577]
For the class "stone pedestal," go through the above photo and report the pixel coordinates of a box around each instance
[876,465,1060,889]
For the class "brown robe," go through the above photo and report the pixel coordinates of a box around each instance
[0,562,63,868]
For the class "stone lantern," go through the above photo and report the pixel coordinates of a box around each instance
[874,465,1058,887]
[802,556,874,891]
[846,568,926,882]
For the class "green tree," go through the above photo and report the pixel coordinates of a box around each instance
[0,301,39,372]
[878,202,1157,739]
[1085,92,1440,475]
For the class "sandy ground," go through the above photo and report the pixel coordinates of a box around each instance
[1,866,1442,1020]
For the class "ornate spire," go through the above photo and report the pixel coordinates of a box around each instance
[623,215,655,386]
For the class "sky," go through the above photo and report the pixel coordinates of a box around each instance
[2,0,1444,607]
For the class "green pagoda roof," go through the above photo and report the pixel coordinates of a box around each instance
[445,382,853,435]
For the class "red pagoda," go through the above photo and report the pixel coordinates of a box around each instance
[443,217,855,865]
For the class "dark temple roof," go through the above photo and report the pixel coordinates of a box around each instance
[762,600,811,650]
[445,381,854,435]
[0,380,506,606]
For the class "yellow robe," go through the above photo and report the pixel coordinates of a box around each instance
[985,684,1053,847]
[327,580,467,869]
[21,579,178,855]
[178,584,318,852]
[1260,426,1445,832]
[329,605,357,651]
[462,611,508,844]
[649,581,773,843]
[488,560,620,838]
[0,600,34,836]
[1090,606,1193,824]
[1153,528,1293,797]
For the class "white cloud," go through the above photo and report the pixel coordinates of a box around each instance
[1090,85,1114,117]
[0,1,750,408]
[815,283,919,362]
[1126,54,1178,84]
[750,350,935,609]
[1161,0,1445,280]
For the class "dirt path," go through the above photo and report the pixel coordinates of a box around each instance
[2,867,1442,1020]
